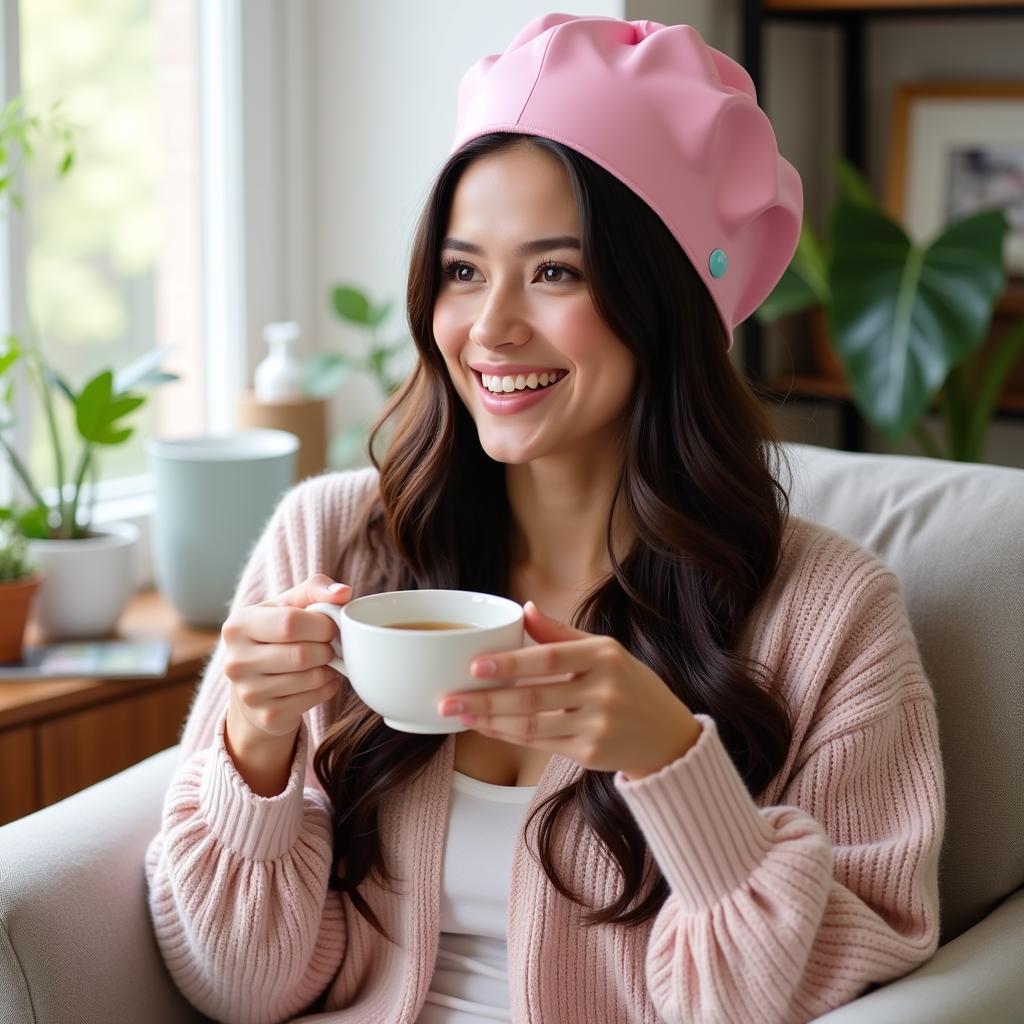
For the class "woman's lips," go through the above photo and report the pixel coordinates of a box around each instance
[473,371,567,415]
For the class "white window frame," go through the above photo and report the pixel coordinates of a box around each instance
[0,0,28,512]
[0,0,263,587]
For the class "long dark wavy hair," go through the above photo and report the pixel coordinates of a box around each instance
[313,131,795,944]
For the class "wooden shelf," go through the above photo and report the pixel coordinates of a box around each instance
[764,1,1024,11]
[0,589,221,825]
[1,589,220,731]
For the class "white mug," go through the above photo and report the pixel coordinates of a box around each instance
[306,589,524,733]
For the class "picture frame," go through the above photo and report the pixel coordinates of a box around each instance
[885,81,1024,277]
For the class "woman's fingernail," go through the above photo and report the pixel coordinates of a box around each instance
[328,582,348,593]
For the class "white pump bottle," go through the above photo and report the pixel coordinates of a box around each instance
[254,321,305,402]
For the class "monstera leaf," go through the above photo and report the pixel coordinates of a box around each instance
[827,200,1008,441]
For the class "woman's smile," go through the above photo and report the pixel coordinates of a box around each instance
[472,367,569,415]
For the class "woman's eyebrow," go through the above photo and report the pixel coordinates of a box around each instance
[440,235,581,257]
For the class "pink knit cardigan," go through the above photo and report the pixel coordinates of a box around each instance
[144,467,945,1024]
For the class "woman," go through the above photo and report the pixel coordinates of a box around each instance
[145,14,944,1024]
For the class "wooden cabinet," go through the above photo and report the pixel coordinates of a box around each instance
[0,590,220,826]
[0,725,35,823]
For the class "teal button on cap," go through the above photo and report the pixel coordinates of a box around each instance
[709,248,728,278]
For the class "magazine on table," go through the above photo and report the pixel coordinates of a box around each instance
[0,639,171,679]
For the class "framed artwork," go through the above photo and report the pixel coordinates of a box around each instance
[766,1,1023,8]
[885,81,1024,277]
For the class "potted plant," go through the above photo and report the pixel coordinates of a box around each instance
[0,93,180,638]
[0,510,42,662]
[303,284,412,468]
[0,334,178,638]
[757,155,1024,463]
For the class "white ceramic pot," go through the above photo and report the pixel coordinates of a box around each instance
[27,521,140,640]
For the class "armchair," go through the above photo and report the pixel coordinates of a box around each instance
[2,442,1021,1023]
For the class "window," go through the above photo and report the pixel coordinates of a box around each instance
[13,0,206,505]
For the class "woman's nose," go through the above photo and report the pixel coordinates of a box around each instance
[469,297,531,349]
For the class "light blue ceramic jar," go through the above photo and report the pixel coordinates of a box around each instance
[146,429,299,626]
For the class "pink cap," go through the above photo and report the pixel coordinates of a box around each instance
[450,13,804,352]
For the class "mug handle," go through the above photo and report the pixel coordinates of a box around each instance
[305,601,348,676]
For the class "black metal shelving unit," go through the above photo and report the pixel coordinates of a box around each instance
[741,0,1024,451]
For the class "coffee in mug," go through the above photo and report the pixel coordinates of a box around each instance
[387,620,477,631]
[305,590,523,734]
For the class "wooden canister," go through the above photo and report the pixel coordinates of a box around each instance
[234,390,328,482]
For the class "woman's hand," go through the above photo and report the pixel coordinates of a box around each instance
[223,574,352,742]
[220,573,353,797]
[437,601,702,780]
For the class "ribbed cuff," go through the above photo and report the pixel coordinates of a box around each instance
[613,713,776,913]
[198,707,309,862]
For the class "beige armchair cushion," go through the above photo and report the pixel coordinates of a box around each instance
[781,442,1024,942]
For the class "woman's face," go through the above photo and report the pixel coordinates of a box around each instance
[432,144,637,466]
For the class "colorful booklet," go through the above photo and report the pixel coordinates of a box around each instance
[0,639,172,679]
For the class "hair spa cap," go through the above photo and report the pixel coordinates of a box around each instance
[450,13,804,352]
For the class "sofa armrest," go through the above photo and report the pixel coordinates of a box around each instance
[812,887,1024,1024]
[0,745,209,1024]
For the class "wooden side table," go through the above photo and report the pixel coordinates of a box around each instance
[0,589,221,826]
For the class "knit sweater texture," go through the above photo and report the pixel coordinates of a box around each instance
[144,466,945,1024]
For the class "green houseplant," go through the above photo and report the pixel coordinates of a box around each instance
[756,155,1024,462]
[0,94,179,637]
[302,284,412,468]
[0,94,179,539]
[0,510,42,661]
[0,333,178,539]
[0,333,178,639]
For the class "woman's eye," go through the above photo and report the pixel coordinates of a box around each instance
[540,264,571,283]
[440,259,579,284]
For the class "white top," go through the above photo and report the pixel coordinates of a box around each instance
[415,768,537,1023]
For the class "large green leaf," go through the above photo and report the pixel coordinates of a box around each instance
[75,370,146,445]
[828,201,1008,440]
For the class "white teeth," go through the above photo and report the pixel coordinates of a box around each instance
[481,370,563,394]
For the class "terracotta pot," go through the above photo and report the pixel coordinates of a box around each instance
[0,571,44,663]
